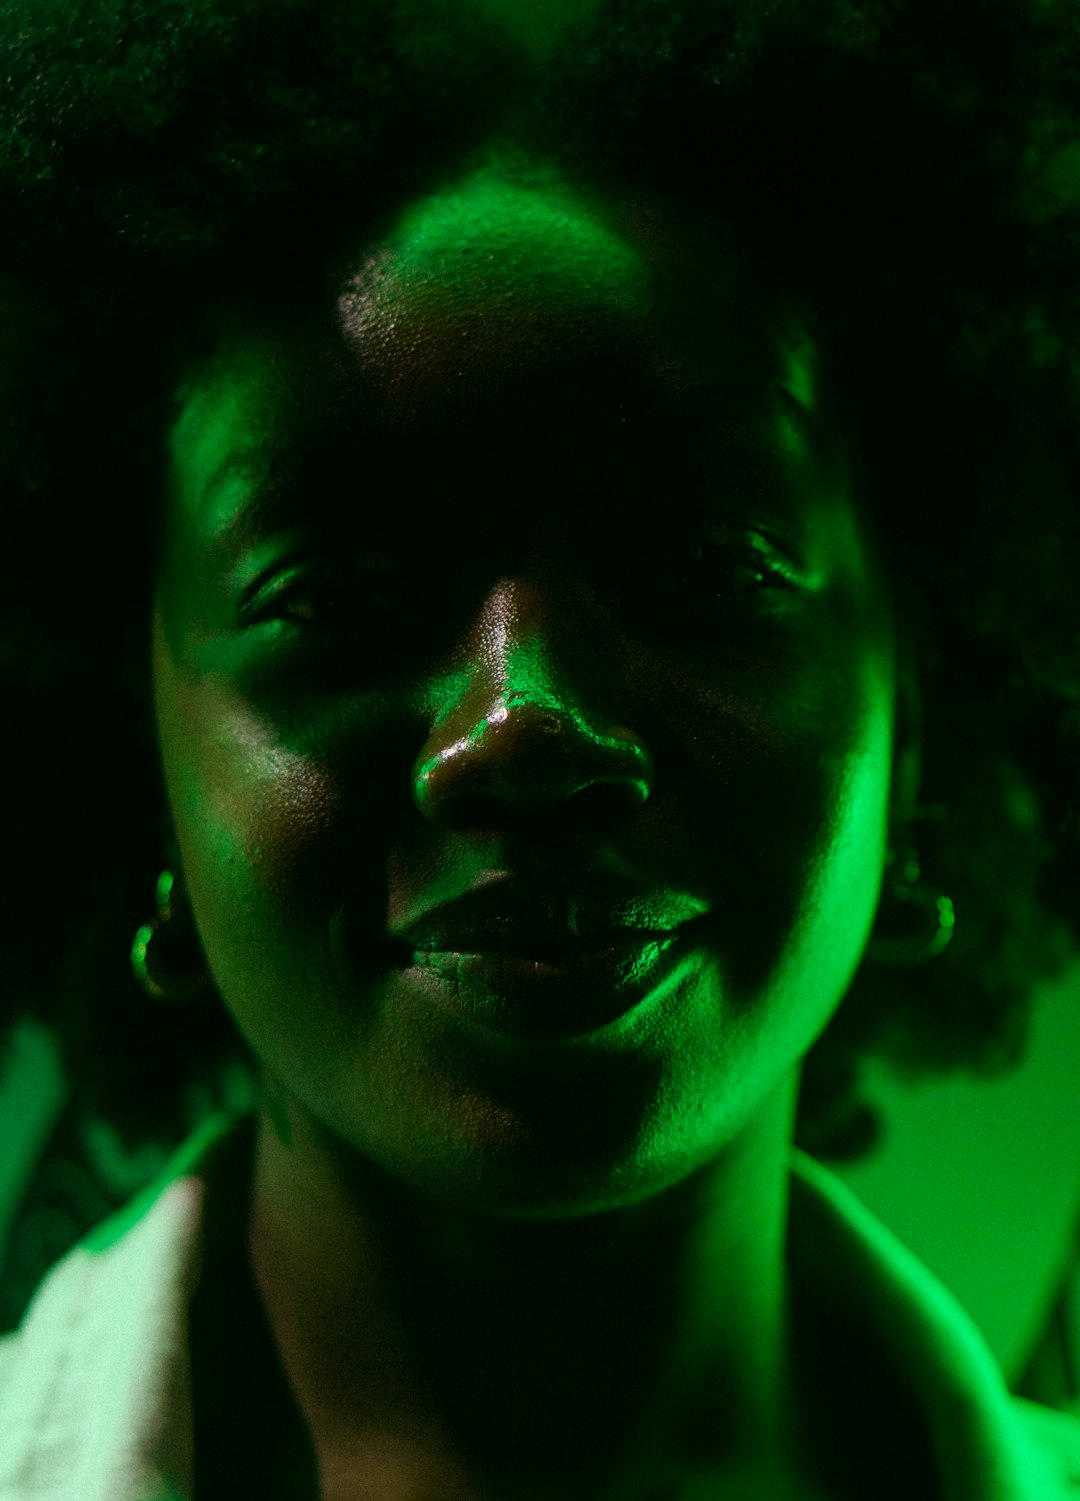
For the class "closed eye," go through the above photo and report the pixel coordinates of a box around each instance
[240,549,408,631]
[637,524,807,608]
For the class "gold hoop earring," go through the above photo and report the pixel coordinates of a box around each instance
[130,867,216,1002]
[866,844,955,966]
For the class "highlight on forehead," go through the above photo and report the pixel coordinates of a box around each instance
[335,157,651,355]
[167,140,832,547]
[330,153,824,433]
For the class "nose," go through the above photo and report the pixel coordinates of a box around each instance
[411,580,653,835]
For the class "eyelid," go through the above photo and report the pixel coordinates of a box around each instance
[241,561,313,620]
[234,522,816,632]
[238,544,387,615]
[702,521,811,585]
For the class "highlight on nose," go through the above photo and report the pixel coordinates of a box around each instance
[412,689,654,833]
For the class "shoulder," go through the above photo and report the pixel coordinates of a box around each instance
[0,1111,253,1495]
[1011,1397,1080,1493]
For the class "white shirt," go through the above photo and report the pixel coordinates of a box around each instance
[0,1109,1077,1500]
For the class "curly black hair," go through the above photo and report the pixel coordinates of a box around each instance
[1,0,1078,1169]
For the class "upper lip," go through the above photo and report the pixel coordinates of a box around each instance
[391,875,709,957]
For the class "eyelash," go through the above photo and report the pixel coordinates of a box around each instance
[618,526,803,628]
[242,551,407,631]
[242,528,801,632]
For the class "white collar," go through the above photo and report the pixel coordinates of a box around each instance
[0,1112,1072,1499]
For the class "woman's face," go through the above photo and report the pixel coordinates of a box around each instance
[152,169,904,1217]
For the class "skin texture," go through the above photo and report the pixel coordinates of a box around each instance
[152,159,919,1499]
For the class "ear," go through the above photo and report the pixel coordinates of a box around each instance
[890,623,923,833]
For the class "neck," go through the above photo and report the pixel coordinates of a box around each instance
[247,1072,817,1501]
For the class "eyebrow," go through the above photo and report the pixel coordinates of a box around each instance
[197,444,415,566]
[198,449,300,551]
[195,383,816,550]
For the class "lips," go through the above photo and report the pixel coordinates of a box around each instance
[392,876,708,961]
[402,918,675,961]
[379,876,710,1039]
[404,932,694,1040]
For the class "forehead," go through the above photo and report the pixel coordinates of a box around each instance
[169,167,832,549]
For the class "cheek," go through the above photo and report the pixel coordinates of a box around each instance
[775,707,893,1019]
[642,644,893,1014]
[627,650,894,1150]
[741,710,892,1132]
[153,622,363,1020]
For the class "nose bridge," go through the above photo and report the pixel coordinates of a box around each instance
[474,576,560,715]
[413,577,653,824]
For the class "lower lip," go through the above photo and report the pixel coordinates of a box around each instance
[401,933,689,1040]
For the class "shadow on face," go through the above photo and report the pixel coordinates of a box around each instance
[151,154,907,1218]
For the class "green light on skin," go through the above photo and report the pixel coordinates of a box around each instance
[413,696,652,805]
[337,156,652,386]
[390,158,648,306]
[413,584,653,810]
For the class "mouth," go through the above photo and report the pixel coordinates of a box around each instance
[409,925,672,962]
[353,875,711,1043]
[399,927,700,1041]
